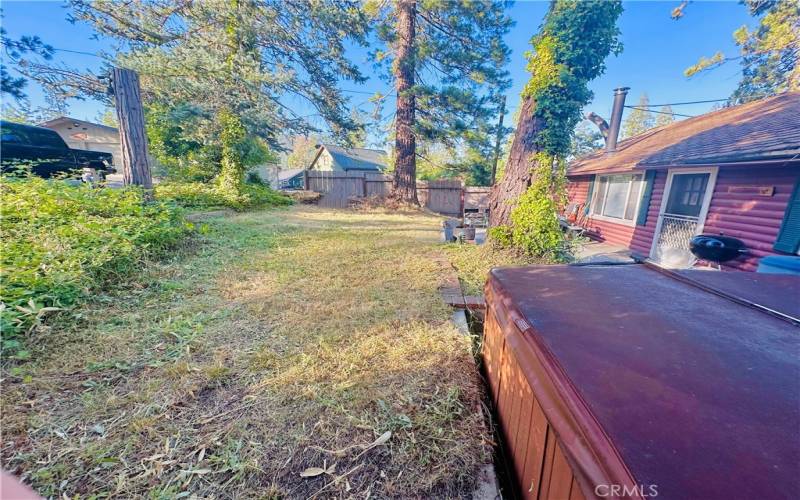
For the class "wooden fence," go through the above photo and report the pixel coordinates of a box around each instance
[305,171,468,216]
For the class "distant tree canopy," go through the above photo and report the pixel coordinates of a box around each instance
[286,136,321,170]
[366,0,512,202]
[621,95,675,140]
[570,121,604,159]
[13,0,372,191]
[415,141,494,186]
[655,105,676,127]
[622,93,655,139]
[678,0,799,100]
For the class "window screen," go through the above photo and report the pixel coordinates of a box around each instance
[591,174,643,222]
[665,173,709,217]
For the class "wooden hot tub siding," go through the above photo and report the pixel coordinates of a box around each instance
[484,305,586,500]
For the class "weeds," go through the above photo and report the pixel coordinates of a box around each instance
[0,175,192,359]
[1,207,488,498]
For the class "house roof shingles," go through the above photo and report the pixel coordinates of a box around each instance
[321,144,387,171]
[278,168,305,182]
[569,92,800,176]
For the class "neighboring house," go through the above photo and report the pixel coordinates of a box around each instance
[276,167,305,189]
[308,144,387,172]
[40,116,121,167]
[567,91,800,271]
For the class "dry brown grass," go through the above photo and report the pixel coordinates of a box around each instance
[1,206,489,498]
[444,243,541,296]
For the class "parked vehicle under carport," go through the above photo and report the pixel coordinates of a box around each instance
[0,120,115,180]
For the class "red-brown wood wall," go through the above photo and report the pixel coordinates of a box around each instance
[483,307,587,500]
[567,173,666,255]
[704,166,799,271]
[567,165,799,271]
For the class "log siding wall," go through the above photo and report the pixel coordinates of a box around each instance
[567,172,665,256]
[567,165,800,271]
[703,165,799,271]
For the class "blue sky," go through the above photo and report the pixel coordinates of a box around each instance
[2,0,752,139]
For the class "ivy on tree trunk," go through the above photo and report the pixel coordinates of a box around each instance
[489,0,623,251]
[488,97,542,227]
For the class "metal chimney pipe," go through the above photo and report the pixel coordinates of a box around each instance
[606,87,629,152]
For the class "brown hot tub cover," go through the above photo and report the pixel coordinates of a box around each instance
[487,265,799,499]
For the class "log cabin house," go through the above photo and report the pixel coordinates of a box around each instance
[567,91,800,271]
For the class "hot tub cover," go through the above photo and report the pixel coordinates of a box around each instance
[487,265,799,499]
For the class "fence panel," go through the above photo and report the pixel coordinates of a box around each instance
[305,171,473,216]
[424,179,463,217]
[307,171,366,209]
[365,173,392,198]
[464,187,491,210]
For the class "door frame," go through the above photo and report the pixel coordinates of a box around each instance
[649,166,719,260]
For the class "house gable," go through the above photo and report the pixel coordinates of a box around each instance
[309,144,387,172]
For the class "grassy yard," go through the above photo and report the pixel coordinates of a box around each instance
[444,244,539,296]
[1,206,489,498]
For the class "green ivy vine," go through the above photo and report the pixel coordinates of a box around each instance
[493,0,623,259]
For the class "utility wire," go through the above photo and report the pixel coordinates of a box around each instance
[639,98,730,107]
[630,93,772,107]
[52,47,108,58]
[624,105,693,118]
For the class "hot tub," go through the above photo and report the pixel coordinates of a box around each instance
[482,264,799,499]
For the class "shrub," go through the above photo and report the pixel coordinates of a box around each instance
[489,153,572,262]
[245,171,265,185]
[154,181,293,211]
[486,225,513,248]
[0,175,193,360]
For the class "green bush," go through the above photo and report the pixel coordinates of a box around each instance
[0,175,193,360]
[490,153,572,262]
[154,181,292,211]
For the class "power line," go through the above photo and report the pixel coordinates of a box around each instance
[631,93,772,108]
[52,47,107,58]
[639,98,730,107]
[624,105,693,118]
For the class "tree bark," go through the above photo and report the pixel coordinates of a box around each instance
[112,67,153,189]
[390,0,418,205]
[488,96,543,227]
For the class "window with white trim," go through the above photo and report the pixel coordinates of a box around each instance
[590,174,644,223]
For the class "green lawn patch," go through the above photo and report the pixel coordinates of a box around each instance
[1,206,488,498]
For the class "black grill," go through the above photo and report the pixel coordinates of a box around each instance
[689,234,748,264]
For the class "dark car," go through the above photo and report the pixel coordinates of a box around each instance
[0,120,115,179]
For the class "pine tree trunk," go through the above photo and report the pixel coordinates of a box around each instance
[488,96,543,227]
[490,95,506,186]
[390,0,418,205]
[112,68,153,189]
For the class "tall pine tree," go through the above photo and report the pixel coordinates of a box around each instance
[367,0,512,203]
